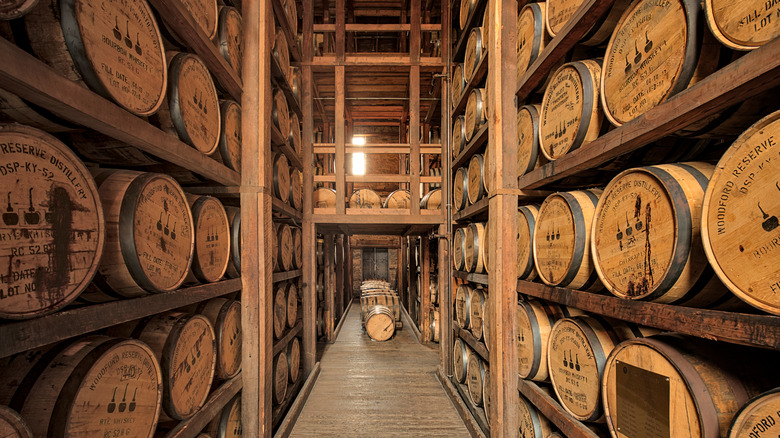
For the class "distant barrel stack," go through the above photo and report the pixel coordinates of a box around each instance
[359,280,403,341]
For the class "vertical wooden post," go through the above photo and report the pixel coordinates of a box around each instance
[335,235,344,320]
[302,0,316,376]
[335,0,345,62]
[420,236,431,343]
[439,0,453,374]
[335,66,346,214]
[240,0,272,435]
[409,0,421,215]
[345,236,353,301]
[325,235,336,342]
[486,0,519,435]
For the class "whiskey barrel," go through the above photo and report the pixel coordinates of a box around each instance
[291,226,302,270]
[483,144,493,196]
[430,308,440,342]
[453,227,466,271]
[316,306,324,337]
[483,366,491,422]
[467,153,486,204]
[24,0,167,116]
[705,0,780,50]
[464,27,486,81]
[482,221,491,273]
[290,66,302,102]
[453,115,467,158]
[519,392,553,438]
[272,152,291,202]
[163,0,218,42]
[0,125,104,319]
[459,0,476,30]
[316,271,324,301]
[272,223,279,271]
[516,299,584,382]
[466,353,487,407]
[67,131,159,166]
[517,105,545,176]
[290,168,303,210]
[420,189,442,209]
[350,188,382,208]
[273,90,290,142]
[83,170,193,301]
[451,64,465,110]
[482,6,490,44]
[603,335,777,437]
[365,305,395,341]
[206,394,241,438]
[225,206,241,278]
[0,0,37,19]
[217,100,242,172]
[454,338,470,383]
[0,406,31,438]
[2,336,162,437]
[197,298,241,380]
[593,163,738,308]
[289,112,302,156]
[384,189,411,208]
[428,167,442,190]
[273,28,290,82]
[464,222,486,273]
[702,110,780,315]
[540,60,603,161]
[276,223,294,272]
[314,187,337,208]
[283,0,298,31]
[469,287,486,340]
[287,336,301,383]
[546,0,630,45]
[464,88,487,141]
[453,167,469,212]
[186,195,230,284]
[601,0,715,127]
[430,280,439,305]
[728,389,780,438]
[273,351,288,404]
[160,52,221,155]
[273,283,288,338]
[482,294,491,351]
[316,237,324,265]
[518,205,540,281]
[548,315,655,422]
[455,283,473,328]
[517,3,548,81]
[217,7,243,76]
[534,190,603,291]
[286,281,298,327]
[120,312,215,421]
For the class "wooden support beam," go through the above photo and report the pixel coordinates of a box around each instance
[325,236,336,342]
[335,235,345,323]
[420,236,431,343]
[410,0,421,63]
[336,0,345,62]
[439,0,453,373]
[335,66,346,214]
[410,65,421,215]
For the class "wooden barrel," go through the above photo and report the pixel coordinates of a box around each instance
[84,170,193,300]
[467,353,487,407]
[601,0,715,127]
[283,0,298,31]
[365,305,395,341]
[705,0,780,50]
[517,104,545,176]
[728,389,780,437]
[464,88,487,141]
[217,7,243,76]
[534,190,603,291]
[24,0,167,116]
[453,115,467,158]
[702,110,780,315]
[0,0,37,19]
[273,27,290,81]
[316,237,324,265]
[428,167,442,190]
[164,0,218,41]
[225,206,241,278]
[316,271,325,301]
[517,299,584,382]
[453,167,469,212]
[67,131,158,166]
[483,144,493,196]
[273,351,288,404]
[290,167,303,210]
[288,112,302,156]
[290,66,302,102]
[186,195,230,284]
[459,0,476,29]
[272,223,279,271]
[540,60,603,161]
[273,88,290,137]
[384,189,411,208]
[548,0,630,45]
[0,406,31,438]
[273,283,288,338]
[455,283,472,328]
[519,392,553,438]
[454,338,470,383]
[420,189,442,210]
[517,3,549,81]
[314,187,337,208]
[287,336,301,383]
[272,153,291,202]
[286,281,298,327]
[464,27,486,81]
[291,226,302,269]
[453,227,466,271]
[482,294,491,351]
[451,65,465,109]
[350,188,382,209]
[206,394,241,438]
[276,223,293,272]
[429,308,440,342]
[469,287,486,340]
[0,125,104,319]
[483,365,491,421]
[467,153,486,205]
[548,315,655,422]
[197,298,241,380]
[430,280,439,305]
[160,52,221,155]
[1,336,162,437]
[218,100,242,172]
[316,306,324,337]
[464,222,486,273]
[603,335,777,437]
[517,205,540,281]
[592,163,738,308]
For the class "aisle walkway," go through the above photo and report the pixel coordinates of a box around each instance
[289,303,470,437]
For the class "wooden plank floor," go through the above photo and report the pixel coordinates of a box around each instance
[289,303,471,437]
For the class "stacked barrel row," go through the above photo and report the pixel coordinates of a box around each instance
[271,278,303,407]
[312,186,444,210]
[359,280,402,341]
[453,280,490,420]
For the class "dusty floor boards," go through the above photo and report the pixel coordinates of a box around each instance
[289,302,470,437]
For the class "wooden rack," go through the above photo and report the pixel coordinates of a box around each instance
[162,375,244,438]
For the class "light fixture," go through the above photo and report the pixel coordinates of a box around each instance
[352,136,366,175]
